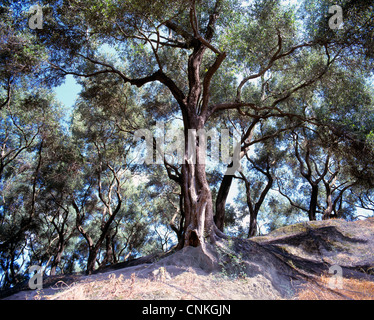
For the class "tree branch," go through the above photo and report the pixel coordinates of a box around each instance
[189,0,200,38]
[52,57,187,110]
[0,76,12,110]
[201,51,227,118]
[276,177,309,213]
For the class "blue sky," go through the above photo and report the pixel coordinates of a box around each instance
[54,75,81,126]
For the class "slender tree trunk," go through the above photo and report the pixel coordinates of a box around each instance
[50,241,65,276]
[248,214,258,238]
[169,188,185,249]
[111,235,117,264]
[99,235,114,268]
[214,174,234,231]
[322,182,333,220]
[86,246,100,274]
[86,219,116,274]
[74,204,107,274]
[309,184,318,221]
[215,120,259,231]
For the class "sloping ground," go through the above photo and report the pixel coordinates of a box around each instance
[253,218,374,277]
[2,218,374,300]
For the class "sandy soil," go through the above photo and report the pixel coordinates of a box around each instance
[3,218,374,300]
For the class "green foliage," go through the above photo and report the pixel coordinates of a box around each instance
[216,239,247,279]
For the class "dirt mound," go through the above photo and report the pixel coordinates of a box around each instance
[2,218,374,300]
[254,218,374,279]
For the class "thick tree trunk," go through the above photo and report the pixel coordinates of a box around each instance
[181,161,217,247]
[172,0,227,249]
[180,126,226,249]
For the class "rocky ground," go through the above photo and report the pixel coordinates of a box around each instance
[2,218,374,300]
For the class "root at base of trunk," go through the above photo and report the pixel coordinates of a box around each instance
[182,225,228,271]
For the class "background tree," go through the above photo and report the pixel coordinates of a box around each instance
[0,88,64,287]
